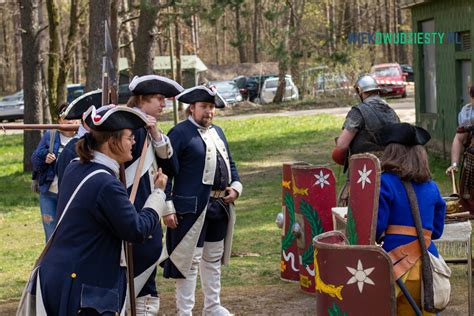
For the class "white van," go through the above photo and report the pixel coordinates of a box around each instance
[258,76,299,104]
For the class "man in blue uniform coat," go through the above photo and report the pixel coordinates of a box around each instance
[159,86,243,316]
[124,75,183,314]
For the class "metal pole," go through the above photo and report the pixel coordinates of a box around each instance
[168,8,178,126]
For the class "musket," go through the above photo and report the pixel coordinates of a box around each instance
[0,124,80,131]
[102,19,137,315]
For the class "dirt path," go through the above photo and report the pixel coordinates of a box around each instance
[1,278,467,315]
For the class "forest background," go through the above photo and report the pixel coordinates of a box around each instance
[0,0,412,171]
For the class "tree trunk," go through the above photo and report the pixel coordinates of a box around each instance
[57,0,83,105]
[289,0,305,97]
[46,0,61,120]
[214,19,219,64]
[396,0,408,64]
[85,0,110,91]
[252,0,260,63]
[223,11,227,64]
[19,0,43,172]
[234,5,247,63]
[274,5,290,103]
[174,12,182,110]
[384,0,392,61]
[13,8,23,92]
[0,5,9,92]
[325,0,332,55]
[121,0,136,71]
[110,0,120,83]
[132,0,160,76]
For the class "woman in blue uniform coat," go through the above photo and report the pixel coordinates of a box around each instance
[28,106,168,315]
[124,75,183,314]
[375,123,446,315]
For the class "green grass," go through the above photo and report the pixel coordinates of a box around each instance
[0,114,453,302]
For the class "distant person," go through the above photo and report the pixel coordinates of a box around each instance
[55,90,102,187]
[376,123,446,315]
[160,86,242,316]
[124,75,183,315]
[31,102,77,242]
[21,105,168,315]
[446,85,474,214]
[332,75,400,205]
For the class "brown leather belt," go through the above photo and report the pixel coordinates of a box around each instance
[210,190,226,198]
[386,225,432,239]
[385,225,432,279]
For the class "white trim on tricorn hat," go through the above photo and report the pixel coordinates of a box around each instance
[176,85,227,108]
[83,105,148,131]
[128,75,184,98]
[61,89,102,120]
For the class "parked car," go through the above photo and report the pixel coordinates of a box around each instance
[315,72,351,95]
[208,80,243,104]
[0,91,24,122]
[258,76,299,104]
[236,75,278,102]
[0,84,87,122]
[370,63,407,98]
[400,64,414,82]
[67,84,85,103]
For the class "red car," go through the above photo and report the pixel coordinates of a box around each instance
[370,63,407,98]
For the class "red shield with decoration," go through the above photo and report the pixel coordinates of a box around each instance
[291,165,337,293]
[279,162,309,282]
[313,231,396,315]
[347,153,381,245]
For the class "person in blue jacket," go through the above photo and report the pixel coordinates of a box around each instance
[375,123,446,315]
[31,102,77,242]
[124,75,183,314]
[55,89,102,188]
[26,105,169,315]
[159,86,243,316]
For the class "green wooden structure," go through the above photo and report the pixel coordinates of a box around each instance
[402,0,474,157]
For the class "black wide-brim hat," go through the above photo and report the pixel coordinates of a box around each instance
[83,105,147,132]
[176,86,227,108]
[376,122,431,146]
[61,90,102,120]
[128,75,184,98]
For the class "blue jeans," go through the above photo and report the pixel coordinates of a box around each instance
[39,191,58,242]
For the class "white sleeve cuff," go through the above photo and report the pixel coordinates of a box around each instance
[143,189,167,217]
[230,181,243,197]
[152,135,173,159]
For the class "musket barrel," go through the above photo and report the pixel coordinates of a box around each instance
[0,124,80,131]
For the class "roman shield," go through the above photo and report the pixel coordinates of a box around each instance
[279,162,309,282]
[313,231,396,316]
[292,165,337,293]
[347,153,381,245]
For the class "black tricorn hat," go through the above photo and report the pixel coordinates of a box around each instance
[61,90,102,120]
[83,105,147,132]
[376,122,431,146]
[128,75,184,98]
[176,86,227,109]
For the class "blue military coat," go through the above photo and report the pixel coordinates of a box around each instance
[33,160,161,315]
[159,118,242,279]
[376,172,446,257]
[124,125,172,297]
